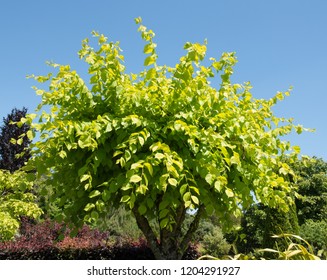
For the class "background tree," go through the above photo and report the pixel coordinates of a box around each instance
[0,107,31,172]
[25,18,305,259]
[262,204,299,249]
[292,157,327,257]
[299,219,327,257]
[229,203,267,254]
[230,202,299,253]
[293,157,327,224]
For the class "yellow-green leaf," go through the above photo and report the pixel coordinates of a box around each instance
[80,174,90,182]
[144,54,157,66]
[89,190,101,198]
[168,178,178,186]
[120,195,130,203]
[183,192,191,202]
[143,43,156,54]
[130,175,142,183]
[84,203,95,212]
[144,162,153,176]
[225,188,234,198]
[293,145,301,154]
[214,181,222,192]
[27,130,34,140]
[191,195,199,205]
[134,17,142,24]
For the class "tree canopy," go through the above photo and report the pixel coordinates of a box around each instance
[24,18,306,259]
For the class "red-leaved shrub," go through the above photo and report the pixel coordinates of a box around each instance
[0,217,199,260]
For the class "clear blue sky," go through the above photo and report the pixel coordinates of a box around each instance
[0,0,326,159]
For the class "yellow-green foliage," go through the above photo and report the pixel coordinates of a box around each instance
[0,170,43,241]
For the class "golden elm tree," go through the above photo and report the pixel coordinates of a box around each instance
[23,18,308,259]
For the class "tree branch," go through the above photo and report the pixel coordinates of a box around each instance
[173,203,186,240]
[132,207,162,259]
[179,204,205,259]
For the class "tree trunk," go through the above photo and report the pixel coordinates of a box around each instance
[179,204,205,257]
[132,207,163,259]
[132,204,205,260]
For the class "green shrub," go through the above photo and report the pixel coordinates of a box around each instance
[100,206,144,243]
[198,226,231,257]
[300,219,327,256]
